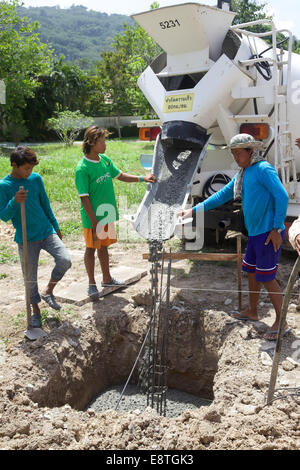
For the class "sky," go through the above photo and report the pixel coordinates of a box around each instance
[20,0,300,38]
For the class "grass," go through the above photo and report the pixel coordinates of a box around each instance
[59,218,82,237]
[0,243,19,264]
[40,309,62,326]
[0,139,155,244]
[12,310,26,328]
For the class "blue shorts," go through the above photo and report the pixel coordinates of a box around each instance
[242,231,284,283]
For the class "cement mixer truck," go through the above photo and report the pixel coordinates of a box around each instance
[129,1,300,248]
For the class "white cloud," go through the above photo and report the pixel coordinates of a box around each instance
[265,5,298,37]
[275,19,295,33]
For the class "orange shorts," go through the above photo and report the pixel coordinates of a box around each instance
[83,223,117,249]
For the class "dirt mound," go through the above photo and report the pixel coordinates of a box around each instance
[0,223,15,244]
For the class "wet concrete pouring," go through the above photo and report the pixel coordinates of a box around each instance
[135,135,209,242]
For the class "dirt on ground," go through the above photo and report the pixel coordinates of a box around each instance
[0,223,299,450]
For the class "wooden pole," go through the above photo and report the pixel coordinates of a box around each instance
[143,248,244,308]
[267,255,300,404]
[237,235,242,311]
[20,186,32,330]
[142,252,242,262]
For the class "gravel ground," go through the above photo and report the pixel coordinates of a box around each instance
[87,384,212,418]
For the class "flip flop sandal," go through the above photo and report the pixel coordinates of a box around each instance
[263,327,292,341]
[31,313,42,328]
[41,294,61,311]
[101,277,126,287]
[87,284,100,299]
[229,311,253,321]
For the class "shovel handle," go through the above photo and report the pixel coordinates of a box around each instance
[19,186,31,329]
[266,255,300,404]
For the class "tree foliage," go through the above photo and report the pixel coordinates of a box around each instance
[47,110,94,146]
[232,0,271,26]
[232,0,300,52]
[0,0,53,136]
[24,58,91,139]
[92,3,162,127]
[1,1,300,143]
[17,5,133,69]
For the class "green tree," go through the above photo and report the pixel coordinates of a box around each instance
[93,2,162,131]
[232,0,274,37]
[0,0,53,138]
[232,0,299,53]
[17,4,133,67]
[232,0,271,27]
[47,110,94,146]
[24,58,91,139]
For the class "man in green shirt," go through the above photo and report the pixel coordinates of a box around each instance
[75,126,156,299]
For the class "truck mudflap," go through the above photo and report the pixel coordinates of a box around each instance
[132,121,210,241]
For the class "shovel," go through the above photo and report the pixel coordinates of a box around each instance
[20,186,47,341]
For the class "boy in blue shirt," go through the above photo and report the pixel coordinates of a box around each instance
[0,146,71,328]
[179,134,290,341]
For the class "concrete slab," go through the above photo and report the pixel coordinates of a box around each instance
[54,266,148,306]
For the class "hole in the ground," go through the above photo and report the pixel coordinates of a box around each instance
[26,299,221,417]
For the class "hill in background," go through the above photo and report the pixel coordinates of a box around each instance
[17,5,133,68]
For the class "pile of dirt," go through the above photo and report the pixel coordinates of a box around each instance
[0,238,299,450]
[0,222,15,243]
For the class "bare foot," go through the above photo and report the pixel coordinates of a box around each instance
[40,289,52,297]
[263,323,290,341]
[231,308,259,321]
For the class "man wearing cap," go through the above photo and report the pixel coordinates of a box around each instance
[179,133,290,341]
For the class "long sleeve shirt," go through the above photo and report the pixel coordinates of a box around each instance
[193,161,289,236]
[0,173,59,244]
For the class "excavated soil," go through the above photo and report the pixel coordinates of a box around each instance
[0,223,299,450]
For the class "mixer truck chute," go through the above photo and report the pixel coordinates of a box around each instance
[130,2,300,246]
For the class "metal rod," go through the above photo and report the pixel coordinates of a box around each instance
[135,242,171,416]
[115,324,151,411]
[237,235,242,311]
[116,284,168,411]
[155,250,165,412]
[148,262,155,407]
[266,255,300,404]
[150,245,161,410]
[165,251,172,413]
[162,250,172,416]
[150,258,158,408]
